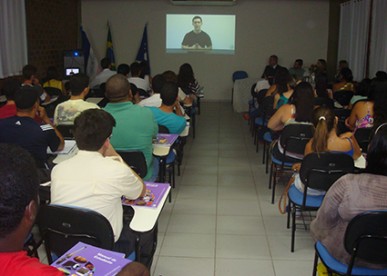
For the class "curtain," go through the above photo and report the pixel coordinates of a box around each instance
[369,0,387,78]
[0,0,28,79]
[338,0,371,81]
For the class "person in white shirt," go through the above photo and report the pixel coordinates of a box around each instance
[128,62,150,93]
[89,57,116,88]
[51,109,146,256]
[54,73,100,125]
[138,74,164,107]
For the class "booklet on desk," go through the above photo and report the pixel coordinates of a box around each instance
[122,182,169,208]
[154,133,179,146]
[51,241,131,276]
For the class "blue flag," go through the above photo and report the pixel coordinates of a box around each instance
[136,24,150,75]
[80,27,98,79]
[106,23,116,70]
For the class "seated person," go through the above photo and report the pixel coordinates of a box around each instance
[0,87,64,181]
[332,67,355,92]
[261,55,284,85]
[310,123,387,268]
[268,82,315,161]
[177,63,201,98]
[138,74,165,107]
[0,143,63,275]
[147,82,186,134]
[288,59,305,81]
[128,62,150,93]
[349,78,371,108]
[54,73,100,125]
[294,106,361,195]
[117,63,130,78]
[103,74,158,181]
[89,57,116,88]
[345,96,374,131]
[21,64,50,104]
[51,109,146,256]
[162,70,193,106]
[265,67,294,109]
[0,78,20,119]
[43,66,64,92]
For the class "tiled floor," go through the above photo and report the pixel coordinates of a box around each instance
[151,102,316,276]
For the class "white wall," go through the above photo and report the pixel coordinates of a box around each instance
[81,0,329,101]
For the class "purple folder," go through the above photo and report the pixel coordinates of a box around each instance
[51,241,131,276]
[122,182,170,208]
[155,133,179,146]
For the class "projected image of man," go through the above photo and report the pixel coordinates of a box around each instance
[182,16,212,50]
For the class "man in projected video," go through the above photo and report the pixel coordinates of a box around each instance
[182,16,212,50]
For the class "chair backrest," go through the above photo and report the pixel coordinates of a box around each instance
[37,204,114,264]
[117,150,148,178]
[300,152,354,193]
[56,124,75,139]
[232,70,248,82]
[354,127,372,153]
[279,124,314,157]
[256,89,269,105]
[333,90,354,107]
[344,211,387,272]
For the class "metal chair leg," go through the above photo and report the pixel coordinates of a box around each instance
[291,204,296,252]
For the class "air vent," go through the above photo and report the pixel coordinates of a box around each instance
[170,0,236,6]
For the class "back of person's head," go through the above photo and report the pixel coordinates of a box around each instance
[290,81,315,122]
[178,63,195,88]
[74,109,116,151]
[311,106,336,154]
[0,143,39,239]
[139,61,148,78]
[22,64,37,80]
[317,59,327,72]
[295,59,303,67]
[274,67,292,94]
[117,63,130,76]
[46,66,60,80]
[375,71,387,82]
[69,73,89,96]
[371,85,387,127]
[130,62,141,77]
[340,67,353,82]
[105,74,130,102]
[338,60,348,68]
[14,87,39,111]
[356,78,372,97]
[2,79,21,100]
[116,262,150,276]
[162,70,178,83]
[152,74,165,94]
[101,57,111,69]
[160,82,178,106]
[366,123,387,176]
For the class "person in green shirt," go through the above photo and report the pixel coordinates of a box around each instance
[104,74,158,180]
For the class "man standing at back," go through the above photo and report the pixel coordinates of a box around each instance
[104,74,158,181]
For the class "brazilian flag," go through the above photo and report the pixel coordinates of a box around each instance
[106,23,116,70]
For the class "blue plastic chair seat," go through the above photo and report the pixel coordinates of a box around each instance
[255,117,264,126]
[271,155,294,168]
[316,241,387,275]
[288,185,324,208]
[263,132,272,143]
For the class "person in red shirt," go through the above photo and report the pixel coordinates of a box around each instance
[0,78,20,119]
[0,143,63,275]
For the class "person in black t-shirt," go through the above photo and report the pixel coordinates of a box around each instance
[182,16,212,50]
